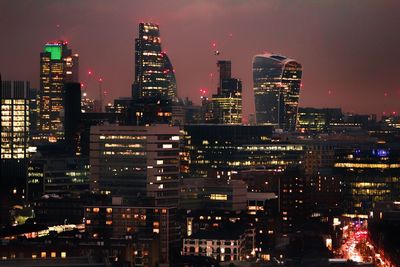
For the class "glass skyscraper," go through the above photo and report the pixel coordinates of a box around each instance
[132,22,177,100]
[253,53,302,131]
[38,41,79,143]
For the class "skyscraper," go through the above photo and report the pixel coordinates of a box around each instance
[38,41,79,143]
[132,22,177,100]
[253,53,302,131]
[208,60,242,124]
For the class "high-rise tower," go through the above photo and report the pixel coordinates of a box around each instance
[38,41,79,143]
[253,53,302,131]
[205,60,242,124]
[132,23,177,100]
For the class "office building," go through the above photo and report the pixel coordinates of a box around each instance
[253,53,302,131]
[84,200,178,265]
[204,60,242,124]
[27,147,89,201]
[38,41,79,143]
[90,124,181,206]
[297,108,343,133]
[132,23,177,100]
[182,224,255,262]
[182,124,304,179]
[1,80,35,224]
[334,146,400,215]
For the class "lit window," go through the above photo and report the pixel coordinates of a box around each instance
[51,252,56,258]
[61,252,66,258]
[41,252,46,258]
[93,208,99,213]
[210,194,228,201]
[163,144,172,149]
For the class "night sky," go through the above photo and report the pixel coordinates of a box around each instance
[1,0,400,119]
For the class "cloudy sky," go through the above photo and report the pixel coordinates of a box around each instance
[1,0,400,118]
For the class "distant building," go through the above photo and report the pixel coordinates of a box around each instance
[253,53,302,131]
[132,23,177,100]
[297,108,343,133]
[334,146,400,215]
[182,124,304,179]
[182,224,255,262]
[27,147,89,201]
[90,124,181,206]
[38,41,79,143]
[203,60,242,124]
[180,178,247,211]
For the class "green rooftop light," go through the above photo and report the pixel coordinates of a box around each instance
[44,44,62,60]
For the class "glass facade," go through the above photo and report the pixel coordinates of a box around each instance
[0,81,33,159]
[90,124,181,206]
[334,147,400,215]
[133,23,177,100]
[182,125,304,179]
[253,54,302,131]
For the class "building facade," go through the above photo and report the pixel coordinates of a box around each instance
[90,124,181,206]
[38,41,79,143]
[1,80,36,223]
[253,53,302,131]
[132,23,177,100]
[84,202,178,265]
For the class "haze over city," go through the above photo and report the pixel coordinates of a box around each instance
[1,0,400,118]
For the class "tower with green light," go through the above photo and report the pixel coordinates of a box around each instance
[38,41,79,143]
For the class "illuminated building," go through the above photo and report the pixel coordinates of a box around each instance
[27,146,90,201]
[38,41,79,143]
[81,92,95,113]
[204,60,242,124]
[1,80,36,222]
[297,108,343,133]
[278,166,308,234]
[253,53,302,131]
[334,147,400,215]
[180,178,247,211]
[132,23,177,100]
[182,225,255,262]
[182,125,304,179]
[111,97,173,126]
[84,200,178,265]
[90,124,181,206]
[1,80,34,160]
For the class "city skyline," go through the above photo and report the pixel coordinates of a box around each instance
[1,0,400,119]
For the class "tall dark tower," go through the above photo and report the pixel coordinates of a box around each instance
[38,41,79,143]
[217,60,231,94]
[206,60,242,124]
[253,53,302,131]
[64,82,81,154]
[132,22,177,100]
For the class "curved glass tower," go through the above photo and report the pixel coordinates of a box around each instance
[161,52,177,99]
[253,53,302,131]
[133,23,177,100]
